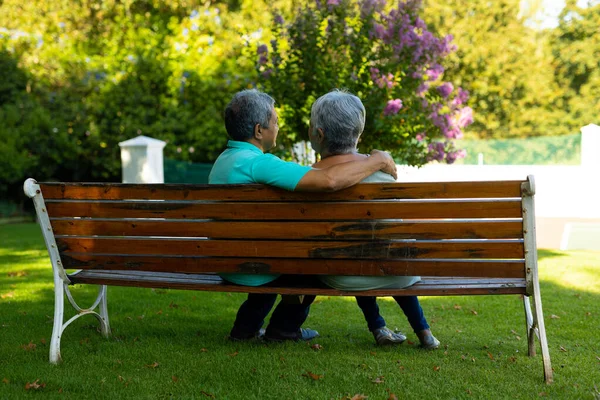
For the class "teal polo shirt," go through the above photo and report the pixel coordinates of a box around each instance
[208,140,312,286]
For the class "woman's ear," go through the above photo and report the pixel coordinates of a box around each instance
[317,128,325,144]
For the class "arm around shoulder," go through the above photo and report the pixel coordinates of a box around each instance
[295,150,397,192]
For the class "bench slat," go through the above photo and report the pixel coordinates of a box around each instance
[40,181,524,201]
[46,200,523,220]
[68,270,527,296]
[56,237,524,259]
[61,254,526,278]
[50,219,525,240]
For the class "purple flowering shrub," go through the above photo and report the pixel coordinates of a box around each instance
[257,0,472,165]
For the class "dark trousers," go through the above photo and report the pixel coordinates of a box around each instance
[230,293,316,336]
[355,296,429,333]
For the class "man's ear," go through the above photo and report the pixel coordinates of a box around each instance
[253,123,262,140]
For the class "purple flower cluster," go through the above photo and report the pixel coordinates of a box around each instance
[370,68,394,89]
[257,44,268,55]
[452,87,469,106]
[426,86,473,140]
[384,99,403,116]
[437,82,453,98]
[426,64,444,81]
[427,142,445,162]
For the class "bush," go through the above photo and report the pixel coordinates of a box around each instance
[257,0,472,165]
[0,0,260,202]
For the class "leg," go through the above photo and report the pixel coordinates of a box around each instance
[393,295,439,349]
[523,295,536,356]
[355,296,386,331]
[531,282,553,383]
[393,296,429,333]
[266,295,317,335]
[355,296,406,345]
[230,293,277,339]
[49,281,65,364]
[98,285,111,337]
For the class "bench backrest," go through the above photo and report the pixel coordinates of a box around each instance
[31,177,537,293]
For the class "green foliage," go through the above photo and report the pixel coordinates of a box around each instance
[258,0,472,166]
[0,0,263,201]
[551,1,600,128]
[1,0,598,204]
[422,0,570,139]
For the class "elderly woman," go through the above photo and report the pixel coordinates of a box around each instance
[308,89,440,349]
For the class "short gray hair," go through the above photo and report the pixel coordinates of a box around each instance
[310,89,366,154]
[224,89,275,141]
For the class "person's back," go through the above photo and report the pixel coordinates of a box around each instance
[313,165,421,291]
[307,89,439,349]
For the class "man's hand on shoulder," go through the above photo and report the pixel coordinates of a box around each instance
[369,150,397,180]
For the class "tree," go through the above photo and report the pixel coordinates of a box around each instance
[423,0,570,138]
[551,0,600,129]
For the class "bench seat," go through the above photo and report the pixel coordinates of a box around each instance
[69,270,527,296]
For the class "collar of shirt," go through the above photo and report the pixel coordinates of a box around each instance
[227,140,263,155]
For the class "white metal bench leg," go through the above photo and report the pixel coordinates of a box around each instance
[99,285,111,337]
[532,279,553,384]
[49,279,65,364]
[523,295,537,357]
[49,282,112,364]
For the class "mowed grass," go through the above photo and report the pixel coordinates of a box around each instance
[0,223,599,399]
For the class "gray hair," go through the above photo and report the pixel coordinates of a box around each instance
[224,89,275,141]
[310,89,366,154]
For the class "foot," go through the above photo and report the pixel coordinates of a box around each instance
[265,327,319,342]
[228,328,266,342]
[372,326,407,346]
[417,329,440,349]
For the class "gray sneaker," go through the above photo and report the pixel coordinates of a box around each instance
[373,327,407,345]
[417,330,440,349]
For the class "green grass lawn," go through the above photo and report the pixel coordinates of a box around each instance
[1,223,599,399]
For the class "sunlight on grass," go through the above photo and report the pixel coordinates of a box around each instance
[538,250,600,294]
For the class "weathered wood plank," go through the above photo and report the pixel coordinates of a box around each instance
[50,219,525,240]
[46,200,523,220]
[68,270,527,296]
[40,181,524,201]
[56,237,525,259]
[61,254,526,278]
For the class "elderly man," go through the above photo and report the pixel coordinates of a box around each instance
[209,89,398,342]
[308,89,440,349]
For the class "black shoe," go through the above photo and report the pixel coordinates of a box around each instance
[228,328,266,342]
[265,327,319,342]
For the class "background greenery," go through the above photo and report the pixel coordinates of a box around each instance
[1,0,598,209]
[1,223,599,399]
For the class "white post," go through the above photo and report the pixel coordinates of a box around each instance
[292,140,316,166]
[477,153,484,166]
[581,124,600,169]
[118,136,166,183]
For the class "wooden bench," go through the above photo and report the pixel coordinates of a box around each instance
[24,176,552,383]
